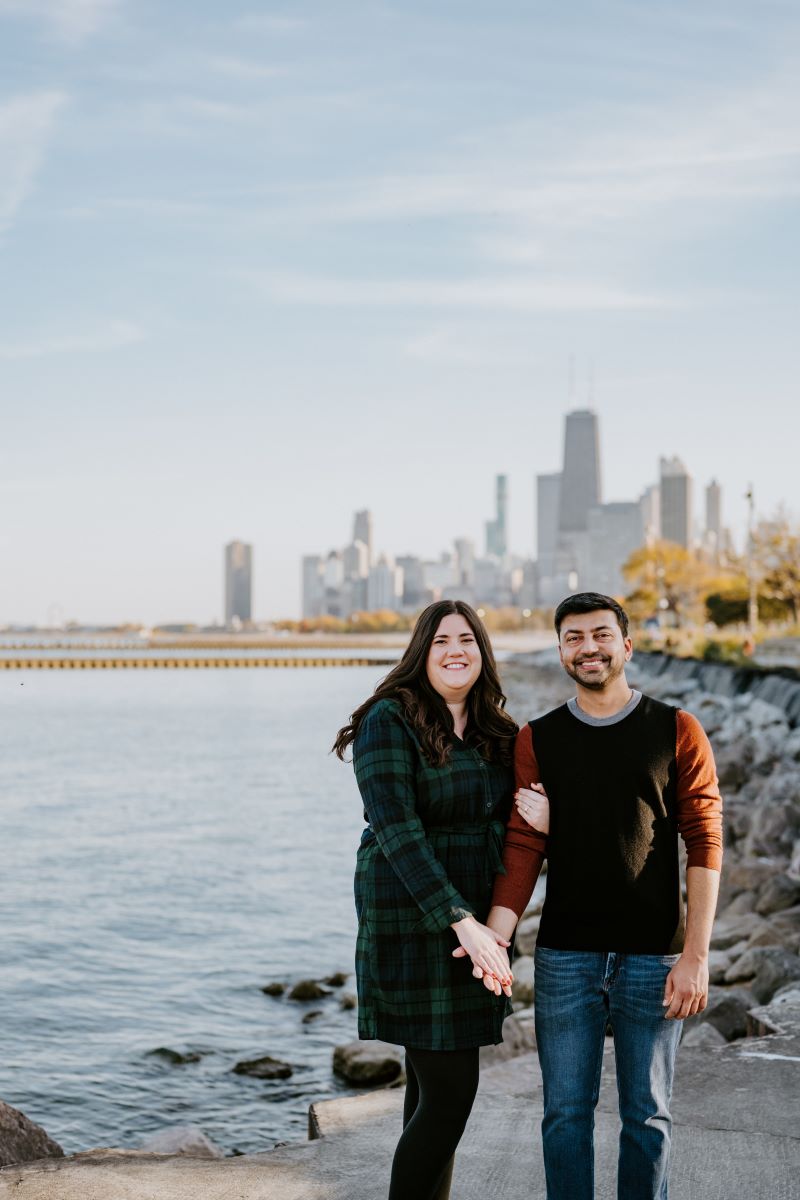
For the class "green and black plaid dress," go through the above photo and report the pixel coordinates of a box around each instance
[352,698,514,1050]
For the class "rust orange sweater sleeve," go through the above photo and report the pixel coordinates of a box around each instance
[490,723,547,918]
[676,709,724,871]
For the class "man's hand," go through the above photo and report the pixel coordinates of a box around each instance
[663,953,709,1019]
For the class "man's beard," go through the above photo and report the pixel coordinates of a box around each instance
[563,653,626,691]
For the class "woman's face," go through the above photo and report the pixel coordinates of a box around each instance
[425,613,483,702]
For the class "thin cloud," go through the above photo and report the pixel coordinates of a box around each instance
[243,270,671,313]
[0,91,66,231]
[0,319,145,360]
[0,0,118,43]
[234,13,307,34]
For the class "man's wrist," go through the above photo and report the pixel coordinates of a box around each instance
[680,946,709,963]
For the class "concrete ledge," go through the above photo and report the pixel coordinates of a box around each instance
[5,1037,799,1199]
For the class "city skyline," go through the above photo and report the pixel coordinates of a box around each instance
[301,409,739,623]
[2,2,799,623]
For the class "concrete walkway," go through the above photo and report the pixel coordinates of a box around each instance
[3,1033,799,1199]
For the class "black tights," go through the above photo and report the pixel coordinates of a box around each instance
[388,1046,480,1200]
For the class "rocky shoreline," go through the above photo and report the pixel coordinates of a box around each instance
[3,648,800,1178]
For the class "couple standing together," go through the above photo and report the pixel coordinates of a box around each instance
[333,593,723,1199]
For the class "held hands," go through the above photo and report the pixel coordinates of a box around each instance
[663,953,709,1019]
[450,917,514,998]
[515,782,549,833]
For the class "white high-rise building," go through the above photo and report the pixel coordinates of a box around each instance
[301,555,325,619]
[536,471,562,605]
[367,556,403,611]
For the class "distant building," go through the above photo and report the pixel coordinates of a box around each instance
[558,410,601,534]
[454,538,476,588]
[640,484,661,543]
[705,479,722,559]
[353,510,374,567]
[224,541,252,626]
[586,503,644,597]
[368,556,403,611]
[485,475,508,558]
[536,471,562,605]
[301,555,325,619]
[660,457,693,548]
[397,555,427,609]
[343,539,369,581]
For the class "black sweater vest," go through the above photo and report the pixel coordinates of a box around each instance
[533,695,684,954]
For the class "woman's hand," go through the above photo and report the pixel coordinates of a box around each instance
[450,917,513,997]
[515,782,549,834]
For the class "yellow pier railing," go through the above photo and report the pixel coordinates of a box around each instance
[0,657,396,670]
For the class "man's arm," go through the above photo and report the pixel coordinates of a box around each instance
[487,724,547,938]
[664,710,724,1019]
[663,865,720,1019]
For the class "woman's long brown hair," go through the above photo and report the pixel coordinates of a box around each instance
[332,600,517,767]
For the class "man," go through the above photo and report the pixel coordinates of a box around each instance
[489,592,722,1199]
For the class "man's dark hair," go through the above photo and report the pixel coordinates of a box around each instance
[554,592,630,639]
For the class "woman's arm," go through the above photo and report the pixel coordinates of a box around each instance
[353,702,476,932]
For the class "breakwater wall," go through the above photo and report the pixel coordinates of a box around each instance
[0,656,396,670]
[633,651,800,727]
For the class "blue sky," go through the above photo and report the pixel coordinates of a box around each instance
[2,0,799,624]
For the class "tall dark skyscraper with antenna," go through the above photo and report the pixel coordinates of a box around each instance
[558,409,602,534]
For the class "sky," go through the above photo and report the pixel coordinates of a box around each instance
[2,0,799,625]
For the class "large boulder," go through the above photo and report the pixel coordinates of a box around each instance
[742,770,800,859]
[688,986,756,1042]
[712,745,749,790]
[288,980,332,1001]
[0,1101,63,1167]
[333,1040,404,1086]
[232,1055,294,1079]
[710,911,768,951]
[724,946,800,1004]
[681,1022,726,1049]
[756,873,800,916]
[139,1125,223,1159]
[480,1012,537,1064]
[708,944,749,985]
[514,914,540,957]
[782,729,800,763]
[510,955,535,1006]
[746,986,800,1038]
[722,858,782,896]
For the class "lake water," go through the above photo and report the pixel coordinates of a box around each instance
[0,653,556,1157]
[1,663,392,1155]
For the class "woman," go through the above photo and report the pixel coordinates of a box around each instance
[333,600,518,1200]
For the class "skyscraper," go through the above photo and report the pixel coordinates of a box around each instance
[536,471,562,606]
[586,503,644,596]
[659,457,693,548]
[353,510,374,567]
[558,410,601,534]
[706,480,722,538]
[485,474,508,558]
[224,541,252,626]
[301,555,324,619]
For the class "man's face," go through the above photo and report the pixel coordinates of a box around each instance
[558,609,632,691]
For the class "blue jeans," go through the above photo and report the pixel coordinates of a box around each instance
[533,946,683,1200]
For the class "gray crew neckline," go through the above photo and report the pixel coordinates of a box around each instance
[567,689,642,727]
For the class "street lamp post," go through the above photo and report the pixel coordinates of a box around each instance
[745,485,758,643]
